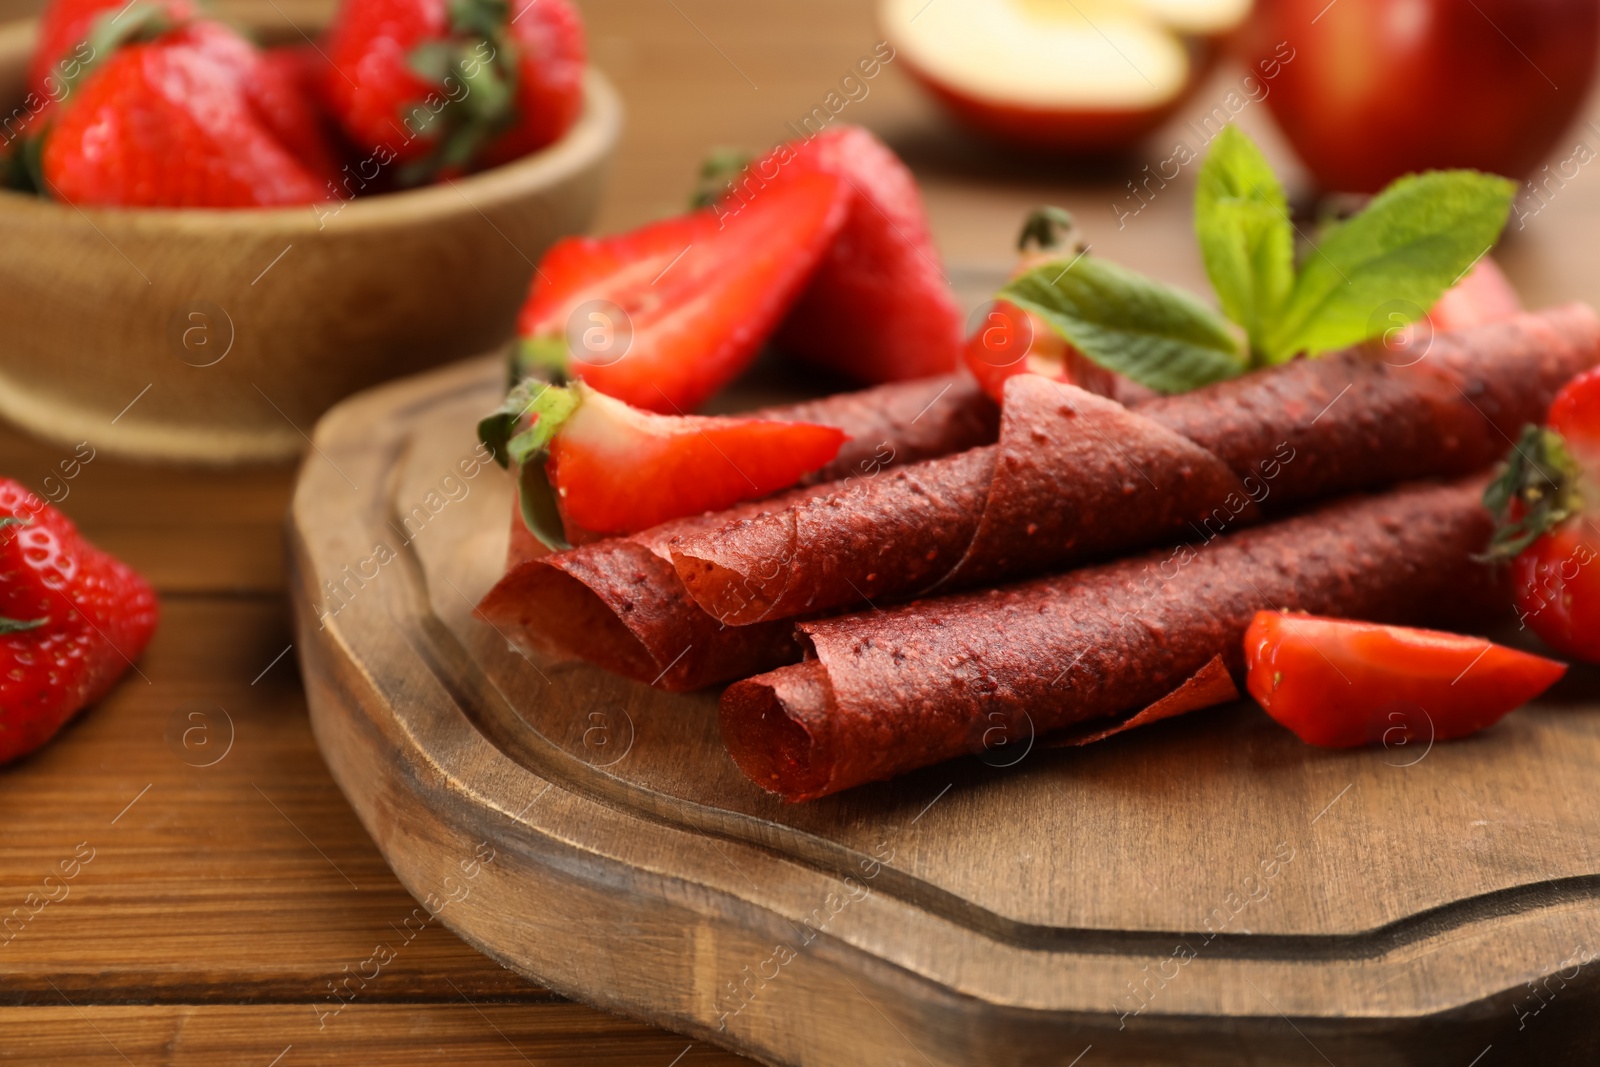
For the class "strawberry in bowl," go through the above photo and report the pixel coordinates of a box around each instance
[13,0,339,206]
[321,0,586,182]
[0,0,617,465]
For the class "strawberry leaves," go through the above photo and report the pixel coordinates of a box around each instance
[398,0,520,184]
[1481,424,1584,562]
[1195,126,1294,362]
[477,380,580,550]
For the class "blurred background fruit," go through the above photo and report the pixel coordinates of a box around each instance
[0,14,619,463]
[880,0,1249,153]
[1235,0,1600,192]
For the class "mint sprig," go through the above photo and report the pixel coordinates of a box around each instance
[1261,169,1515,361]
[1002,129,1516,394]
[999,256,1245,395]
[1194,126,1294,363]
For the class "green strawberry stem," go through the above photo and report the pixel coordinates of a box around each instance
[476,378,579,551]
[478,377,578,467]
[1481,424,1583,562]
[516,457,570,551]
[398,0,520,185]
[1016,206,1076,253]
[0,518,46,630]
[515,334,571,386]
[689,147,753,209]
[504,383,579,464]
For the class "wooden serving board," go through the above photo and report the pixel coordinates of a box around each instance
[289,353,1600,1067]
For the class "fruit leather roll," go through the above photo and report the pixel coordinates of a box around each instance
[477,374,999,691]
[672,304,1600,625]
[721,478,1503,802]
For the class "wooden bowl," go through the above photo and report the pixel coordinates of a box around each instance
[0,16,621,464]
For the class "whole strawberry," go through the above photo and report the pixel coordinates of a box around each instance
[26,0,197,98]
[25,0,334,206]
[321,0,585,183]
[0,480,158,764]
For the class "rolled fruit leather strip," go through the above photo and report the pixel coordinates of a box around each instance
[671,304,1600,626]
[720,478,1506,802]
[478,373,1001,691]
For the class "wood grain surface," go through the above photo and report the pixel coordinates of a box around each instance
[288,349,1600,1067]
[5,0,1600,1063]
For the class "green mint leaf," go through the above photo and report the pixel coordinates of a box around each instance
[1194,126,1294,358]
[999,255,1245,395]
[1261,170,1516,362]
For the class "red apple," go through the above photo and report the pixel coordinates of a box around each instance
[1238,0,1600,193]
[881,0,1249,153]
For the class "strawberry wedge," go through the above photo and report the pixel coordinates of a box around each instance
[486,380,848,546]
[516,167,850,414]
[713,125,964,385]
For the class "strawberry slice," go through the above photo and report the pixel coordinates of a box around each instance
[714,125,963,385]
[515,166,850,414]
[1484,365,1600,662]
[963,207,1145,404]
[1243,612,1565,748]
[485,380,847,544]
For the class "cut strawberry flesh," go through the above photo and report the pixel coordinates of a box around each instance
[764,125,965,384]
[546,385,847,535]
[519,167,850,413]
[1244,612,1566,748]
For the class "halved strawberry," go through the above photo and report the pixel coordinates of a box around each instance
[963,207,1142,404]
[713,125,964,385]
[1484,365,1600,662]
[484,380,846,544]
[1244,612,1565,747]
[514,166,850,413]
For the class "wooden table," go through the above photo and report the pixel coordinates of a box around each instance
[4,2,1600,1063]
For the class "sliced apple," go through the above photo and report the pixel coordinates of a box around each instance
[881,0,1247,153]
[1125,0,1250,35]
